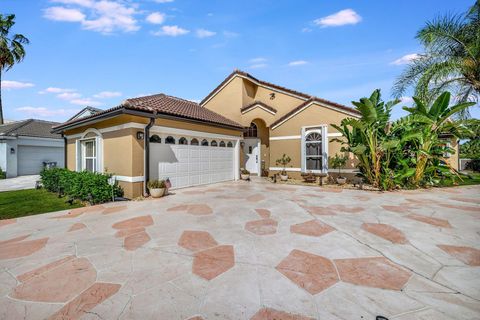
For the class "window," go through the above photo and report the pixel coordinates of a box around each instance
[165,136,176,144]
[211,140,218,147]
[179,137,188,145]
[219,141,226,147]
[82,139,96,172]
[304,131,323,171]
[191,138,199,146]
[149,134,161,143]
[201,139,209,146]
[227,141,233,148]
[244,122,257,138]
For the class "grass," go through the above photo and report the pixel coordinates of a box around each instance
[439,172,480,187]
[0,189,83,220]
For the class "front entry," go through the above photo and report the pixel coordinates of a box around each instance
[243,138,259,174]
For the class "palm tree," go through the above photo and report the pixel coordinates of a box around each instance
[401,92,474,185]
[393,1,480,117]
[0,14,29,124]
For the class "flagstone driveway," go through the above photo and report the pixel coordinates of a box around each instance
[0,180,479,319]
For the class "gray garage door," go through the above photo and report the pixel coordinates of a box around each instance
[18,146,64,175]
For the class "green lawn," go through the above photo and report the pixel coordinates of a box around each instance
[439,172,480,187]
[0,189,83,220]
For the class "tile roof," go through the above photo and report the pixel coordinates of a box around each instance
[67,106,103,122]
[200,70,360,117]
[0,119,62,139]
[270,97,360,128]
[53,94,243,131]
[240,101,277,114]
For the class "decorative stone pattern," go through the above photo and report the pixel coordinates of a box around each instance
[49,282,121,320]
[124,231,151,251]
[245,218,278,235]
[327,204,364,213]
[255,208,271,218]
[250,307,315,320]
[290,220,334,237]
[382,205,411,214]
[437,245,480,266]
[193,245,235,280]
[112,215,154,251]
[302,206,336,216]
[0,218,16,227]
[0,237,48,260]
[112,215,153,230]
[102,205,128,215]
[361,223,408,244]
[68,223,86,232]
[334,257,411,290]
[167,204,213,215]
[11,257,97,302]
[406,214,452,228]
[247,194,265,202]
[178,231,218,252]
[276,249,339,294]
[17,256,75,282]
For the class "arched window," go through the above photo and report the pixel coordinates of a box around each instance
[244,122,258,138]
[219,141,226,147]
[227,141,233,148]
[179,137,188,145]
[304,131,323,171]
[149,134,161,143]
[165,136,176,144]
[201,139,209,146]
[190,138,199,146]
[211,140,217,147]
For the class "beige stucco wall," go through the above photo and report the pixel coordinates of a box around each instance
[445,138,459,171]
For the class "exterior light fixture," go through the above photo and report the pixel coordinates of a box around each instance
[269,93,276,100]
[136,131,145,140]
[10,147,15,154]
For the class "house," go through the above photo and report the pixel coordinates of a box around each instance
[0,119,64,178]
[52,70,458,198]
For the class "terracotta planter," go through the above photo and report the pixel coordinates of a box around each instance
[150,188,165,198]
[336,177,347,185]
[280,174,288,181]
[241,174,250,180]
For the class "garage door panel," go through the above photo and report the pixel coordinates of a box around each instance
[18,146,64,176]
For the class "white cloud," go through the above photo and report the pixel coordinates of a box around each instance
[94,91,122,98]
[248,63,267,69]
[400,96,414,104]
[196,28,216,38]
[249,57,267,63]
[57,92,82,100]
[154,0,174,3]
[288,60,308,66]
[45,0,140,34]
[39,87,76,94]
[223,31,239,38]
[146,12,165,24]
[15,107,79,118]
[1,81,34,90]
[152,25,189,36]
[391,53,420,65]
[314,9,362,27]
[70,98,103,106]
[301,27,312,33]
[43,6,86,22]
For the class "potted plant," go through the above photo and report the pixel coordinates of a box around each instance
[276,154,291,181]
[329,154,348,185]
[240,168,250,180]
[147,179,166,198]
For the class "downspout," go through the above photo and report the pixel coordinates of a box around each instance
[62,134,67,169]
[144,112,157,196]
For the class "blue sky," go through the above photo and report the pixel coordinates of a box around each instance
[2,0,478,122]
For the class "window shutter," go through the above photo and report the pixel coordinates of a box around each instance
[75,140,81,172]
[322,126,328,173]
[300,127,306,172]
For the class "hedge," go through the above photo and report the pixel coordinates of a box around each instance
[40,168,123,204]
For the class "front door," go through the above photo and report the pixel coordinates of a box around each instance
[244,138,259,174]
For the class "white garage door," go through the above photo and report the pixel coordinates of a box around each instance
[18,146,64,175]
[150,139,235,189]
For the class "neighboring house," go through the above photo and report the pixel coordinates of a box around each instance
[0,119,64,178]
[52,70,458,198]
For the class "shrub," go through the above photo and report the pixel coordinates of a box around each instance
[40,168,123,204]
[240,168,250,175]
[276,154,291,176]
[466,159,480,172]
[0,167,5,179]
[147,179,166,189]
[329,154,348,178]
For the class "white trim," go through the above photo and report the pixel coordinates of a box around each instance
[301,126,328,174]
[150,125,241,140]
[241,104,276,115]
[17,136,62,142]
[271,101,360,130]
[270,135,301,141]
[269,167,301,172]
[201,74,308,107]
[65,122,146,139]
[327,132,342,137]
[115,175,145,183]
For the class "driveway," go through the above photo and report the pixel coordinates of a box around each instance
[0,175,39,192]
[0,180,479,319]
